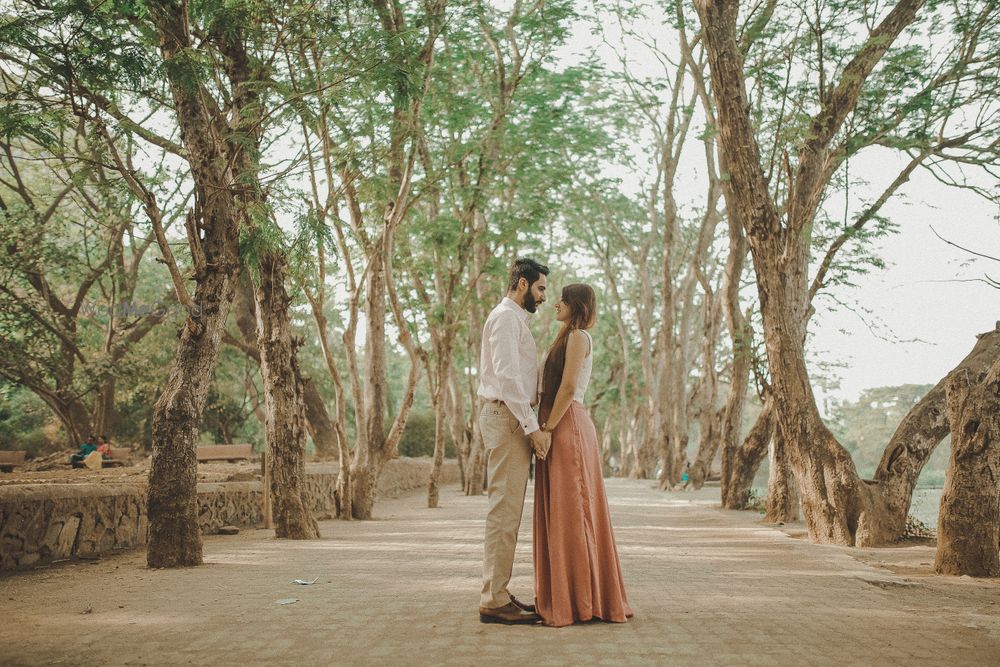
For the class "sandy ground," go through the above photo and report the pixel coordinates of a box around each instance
[1,479,997,666]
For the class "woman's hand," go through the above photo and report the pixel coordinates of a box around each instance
[530,429,552,460]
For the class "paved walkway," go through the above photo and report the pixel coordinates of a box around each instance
[2,479,998,665]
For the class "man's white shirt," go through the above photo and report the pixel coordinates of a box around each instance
[477,297,540,435]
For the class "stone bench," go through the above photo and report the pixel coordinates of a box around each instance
[102,447,134,468]
[0,450,27,473]
[197,444,254,463]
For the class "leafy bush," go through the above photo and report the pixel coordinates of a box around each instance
[398,410,455,458]
[0,383,56,454]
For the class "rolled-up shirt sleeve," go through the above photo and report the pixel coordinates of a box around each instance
[489,313,540,435]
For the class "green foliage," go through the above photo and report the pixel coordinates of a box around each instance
[1,0,994,475]
[397,409,455,458]
[0,381,54,455]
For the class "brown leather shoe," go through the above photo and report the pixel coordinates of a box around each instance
[510,595,536,613]
[479,601,540,625]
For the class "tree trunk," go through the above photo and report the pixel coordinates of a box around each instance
[633,404,658,479]
[253,253,319,539]
[148,267,237,567]
[300,376,338,459]
[427,350,450,508]
[871,325,1000,542]
[934,358,1000,576]
[723,399,774,510]
[299,272,354,520]
[600,415,615,476]
[446,364,469,489]
[146,0,248,568]
[428,375,448,508]
[351,243,389,519]
[464,224,489,496]
[620,403,642,479]
[232,272,338,459]
[688,284,724,489]
[765,426,799,523]
[464,425,486,495]
[755,242,874,544]
[464,337,487,497]
[718,200,752,504]
[92,377,116,439]
[689,414,721,489]
[48,389,94,447]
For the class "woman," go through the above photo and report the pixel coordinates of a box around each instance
[533,283,633,627]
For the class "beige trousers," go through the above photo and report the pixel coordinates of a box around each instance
[479,401,533,609]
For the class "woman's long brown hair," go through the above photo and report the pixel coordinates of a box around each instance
[540,284,597,419]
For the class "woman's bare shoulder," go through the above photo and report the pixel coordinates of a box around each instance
[566,328,589,348]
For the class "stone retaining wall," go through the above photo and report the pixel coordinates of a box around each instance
[0,458,459,571]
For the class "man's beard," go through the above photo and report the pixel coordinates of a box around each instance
[522,292,538,313]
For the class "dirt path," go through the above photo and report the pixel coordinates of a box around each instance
[1,479,997,665]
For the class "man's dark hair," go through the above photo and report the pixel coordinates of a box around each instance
[507,257,549,292]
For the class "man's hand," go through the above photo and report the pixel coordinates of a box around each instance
[529,429,551,460]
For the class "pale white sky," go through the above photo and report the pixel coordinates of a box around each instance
[809,156,999,403]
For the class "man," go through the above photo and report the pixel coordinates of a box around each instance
[70,434,97,469]
[477,257,552,625]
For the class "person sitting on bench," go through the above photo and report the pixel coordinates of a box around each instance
[70,435,98,468]
[96,434,112,459]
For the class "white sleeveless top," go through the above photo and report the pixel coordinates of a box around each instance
[572,330,593,403]
[538,329,594,405]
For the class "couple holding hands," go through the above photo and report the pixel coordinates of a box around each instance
[477,257,633,628]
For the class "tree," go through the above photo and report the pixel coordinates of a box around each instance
[0,108,173,445]
[696,0,1000,545]
[399,0,602,504]
[935,351,1000,575]
[280,0,445,518]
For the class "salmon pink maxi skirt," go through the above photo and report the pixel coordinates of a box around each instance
[533,401,634,627]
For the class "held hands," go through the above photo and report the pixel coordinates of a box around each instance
[529,429,552,460]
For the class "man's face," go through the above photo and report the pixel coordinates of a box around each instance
[520,274,547,313]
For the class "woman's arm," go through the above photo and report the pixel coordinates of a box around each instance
[542,330,588,433]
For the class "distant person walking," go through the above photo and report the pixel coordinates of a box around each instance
[476,257,551,625]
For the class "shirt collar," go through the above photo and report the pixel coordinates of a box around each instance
[501,296,529,323]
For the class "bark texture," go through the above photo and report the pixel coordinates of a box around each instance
[723,399,774,509]
[427,352,451,508]
[351,247,389,520]
[872,325,1000,541]
[147,271,235,567]
[688,279,724,489]
[300,377,339,459]
[145,1,251,567]
[230,273,338,459]
[253,254,320,539]
[717,203,752,503]
[934,358,1000,576]
[764,426,799,523]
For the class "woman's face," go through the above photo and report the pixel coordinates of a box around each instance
[554,295,570,322]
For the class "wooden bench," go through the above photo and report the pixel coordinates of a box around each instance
[101,447,133,468]
[197,444,253,463]
[0,450,26,473]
